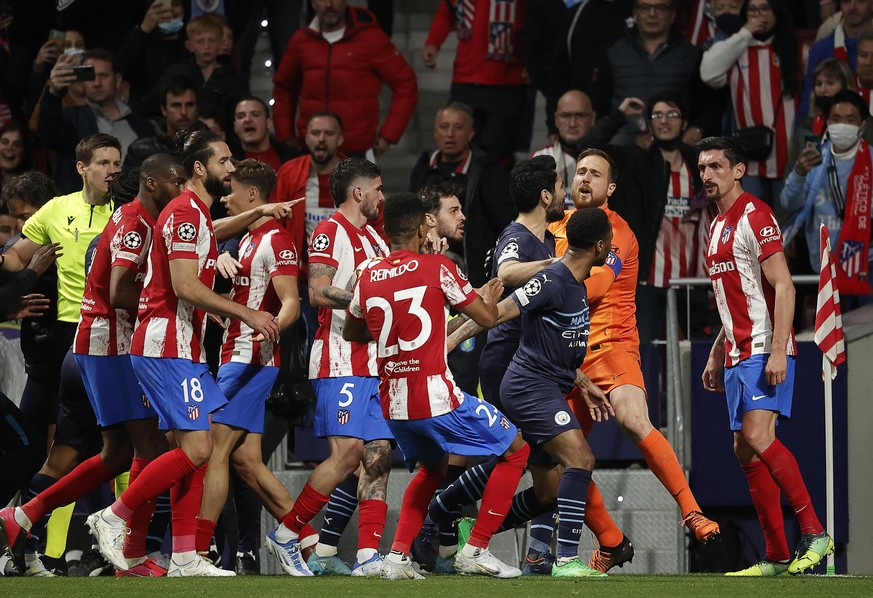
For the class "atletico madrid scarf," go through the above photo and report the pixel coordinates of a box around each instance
[449,0,518,62]
[835,141,873,294]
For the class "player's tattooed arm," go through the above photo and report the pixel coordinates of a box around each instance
[308,263,351,308]
[359,439,392,501]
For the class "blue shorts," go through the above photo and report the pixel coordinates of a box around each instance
[74,353,154,428]
[313,376,392,441]
[500,371,580,444]
[387,393,518,472]
[724,354,794,432]
[130,356,227,431]
[212,363,279,434]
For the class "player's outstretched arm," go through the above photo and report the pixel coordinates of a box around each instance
[308,263,352,309]
[0,237,42,274]
[498,257,558,288]
[169,258,280,342]
[447,295,520,352]
[212,198,303,243]
[701,327,726,392]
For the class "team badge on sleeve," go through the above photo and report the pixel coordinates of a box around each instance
[279,249,296,261]
[312,233,330,252]
[177,222,197,242]
[456,264,468,281]
[123,231,143,249]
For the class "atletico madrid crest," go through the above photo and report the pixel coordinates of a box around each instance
[337,409,350,425]
[188,405,200,420]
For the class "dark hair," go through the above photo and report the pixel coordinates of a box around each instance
[109,167,140,205]
[440,101,474,120]
[139,153,183,187]
[0,121,33,173]
[1,171,57,207]
[329,158,381,207]
[198,102,227,133]
[82,48,118,74]
[231,158,277,199]
[577,148,618,183]
[740,0,800,96]
[383,192,426,243]
[696,136,747,167]
[307,110,343,131]
[418,182,460,215]
[566,207,611,250]
[75,133,121,164]
[159,75,200,107]
[825,89,869,120]
[647,90,686,120]
[510,155,558,213]
[174,129,224,177]
[235,96,271,118]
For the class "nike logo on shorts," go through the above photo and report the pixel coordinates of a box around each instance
[751,394,768,401]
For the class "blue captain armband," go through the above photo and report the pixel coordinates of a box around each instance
[604,250,622,278]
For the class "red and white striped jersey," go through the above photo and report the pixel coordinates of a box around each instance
[131,189,218,362]
[308,211,389,379]
[74,200,154,356]
[304,168,335,247]
[706,193,796,366]
[647,161,705,287]
[687,0,715,47]
[728,43,797,178]
[348,250,478,420]
[221,221,299,367]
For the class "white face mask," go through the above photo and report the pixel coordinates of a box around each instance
[828,123,861,150]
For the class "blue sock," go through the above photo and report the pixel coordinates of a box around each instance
[556,468,592,560]
[426,458,497,527]
[319,473,358,547]
[527,509,557,556]
[497,487,552,533]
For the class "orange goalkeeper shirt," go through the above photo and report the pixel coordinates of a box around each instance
[548,205,640,348]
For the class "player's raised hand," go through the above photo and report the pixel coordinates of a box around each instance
[247,309,280,343]
[260,197,304,221]
[575,368,614,422]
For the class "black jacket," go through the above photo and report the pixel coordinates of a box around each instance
[410,147,515,287]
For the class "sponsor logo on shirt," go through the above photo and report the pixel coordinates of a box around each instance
[279,249,296,261]
[123,231,142,249]
[710,261,736,274]
[384,358,421,374]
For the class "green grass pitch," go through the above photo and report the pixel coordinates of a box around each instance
[3,574,873,598]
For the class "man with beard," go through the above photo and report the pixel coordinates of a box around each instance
[555,149,716,569]
[266,158,393,578]
[699,136,833,576]
[413,156,565,574]
[86,130,281,577]
[533,91,596,207]
[576,92,713,343]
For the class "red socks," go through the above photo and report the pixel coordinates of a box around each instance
[759,439,823,535]
[742,459,790,561]
[195,517,218,554]
[585,481,624,548]
[357,500,387,551]
[123,457,158,559]
[170,464,207,554]
[637,429,701,517]
[282,483,330,534]
[390,466,444,554]
[468,443,530,549]
[112,448,197,520]
[23,454,111,523]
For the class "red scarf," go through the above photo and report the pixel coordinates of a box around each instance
[836,142,873,294]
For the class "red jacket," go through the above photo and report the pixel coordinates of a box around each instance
[272,7,419,154]
[426,0,526,86]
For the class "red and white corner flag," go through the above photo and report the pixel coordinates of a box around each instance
[814,223,846,380]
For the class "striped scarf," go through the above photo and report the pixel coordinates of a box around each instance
[450,0,518,62]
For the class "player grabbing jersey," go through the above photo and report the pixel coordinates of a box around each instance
[698,137,833,577]
[343,192,531,580]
